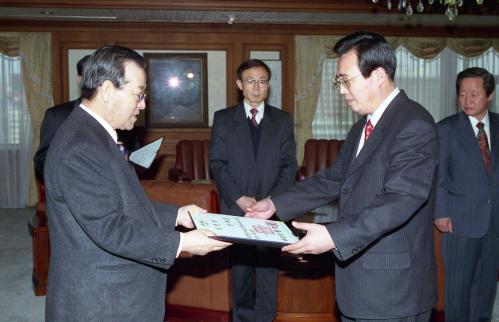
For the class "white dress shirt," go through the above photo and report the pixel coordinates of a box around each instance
[244,101,264,124]
[468,112,491,149]
[356,88,400,156]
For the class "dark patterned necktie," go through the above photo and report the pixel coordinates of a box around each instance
[250,108,258,127]
[117,142,128,160]
[364,120,374,142]
[476,122,491,171]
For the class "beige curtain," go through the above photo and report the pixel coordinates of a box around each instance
[296,35,499,162]
[294,36,341,164]
[20,33,53,206]
[387,38,499,59]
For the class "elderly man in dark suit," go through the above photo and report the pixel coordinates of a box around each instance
[434,67,499,322]
[248,31,438,321]
[209,59,297,322]
[44,46,230,322]
[33,55,90,182]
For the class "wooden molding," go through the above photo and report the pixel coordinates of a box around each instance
[1,20,498,38]
[1,0,497,15]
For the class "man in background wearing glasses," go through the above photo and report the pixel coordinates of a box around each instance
[248,32,438,321]
[210,59,297,322]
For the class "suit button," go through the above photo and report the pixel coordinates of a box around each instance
[342,188,349,194]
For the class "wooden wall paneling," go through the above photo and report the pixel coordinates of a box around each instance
[50,28,295,180]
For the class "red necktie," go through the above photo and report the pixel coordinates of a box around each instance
[250,108,258,127]
[476,122,491,171]
[364,120,374,142]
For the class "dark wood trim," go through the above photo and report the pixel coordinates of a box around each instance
[1,0,497,15]
[0,20,498,38]
[165,304,230,322]
[0,0,413,13]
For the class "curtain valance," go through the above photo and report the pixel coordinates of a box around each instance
[0,32,20,57]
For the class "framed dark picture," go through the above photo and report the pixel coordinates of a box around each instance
[144,53,208,128]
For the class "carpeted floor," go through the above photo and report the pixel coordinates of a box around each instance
[0,207,44,322]
[1,207,498,322]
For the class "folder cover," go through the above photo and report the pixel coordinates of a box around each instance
[190,212,298,247]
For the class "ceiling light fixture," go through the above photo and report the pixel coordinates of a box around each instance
[371,0,486,21]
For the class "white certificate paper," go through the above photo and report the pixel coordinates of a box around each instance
[129,137,163,168]
[190,212,299,247]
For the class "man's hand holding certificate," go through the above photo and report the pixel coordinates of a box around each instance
[190,212,298,248]
[246,198,336,254]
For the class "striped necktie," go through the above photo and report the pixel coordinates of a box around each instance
[476,122,491,171]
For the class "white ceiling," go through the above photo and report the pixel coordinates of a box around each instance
[0,6,498,27]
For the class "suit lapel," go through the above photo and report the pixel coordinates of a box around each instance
[347,91,405,176]
[488,112,499,173]
[255,105,276,168]
[457,112,488,175]
[79,108,159,222]
[233,103,257,166]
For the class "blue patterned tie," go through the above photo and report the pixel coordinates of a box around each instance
[117,142,128,160]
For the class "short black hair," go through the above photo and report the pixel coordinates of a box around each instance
[76,55,91,76]
[456,67,496,97]
[236,59,271,80]
[333,31,397,81]
[80,46,145,100]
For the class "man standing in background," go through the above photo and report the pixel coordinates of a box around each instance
[33,55,90,182]
[434,67,499,322]
[209,59,297,322]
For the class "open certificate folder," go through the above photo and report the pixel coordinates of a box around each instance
[190,212,299,247]
[128,137,163,168]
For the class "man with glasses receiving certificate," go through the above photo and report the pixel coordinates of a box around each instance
[210,59,297,322]
[248,32,438,322]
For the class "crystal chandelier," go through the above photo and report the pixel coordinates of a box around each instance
[371,0,486,21]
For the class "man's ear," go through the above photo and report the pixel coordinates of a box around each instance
[373,67,387,85]
[100,80,116,103]
[487,91,495,103]
[236,79,243,91]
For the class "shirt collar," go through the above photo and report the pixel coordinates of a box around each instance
[468,111,490,129]
[79,103,118,143]
[244,100,265,123]
[367,88,400,126]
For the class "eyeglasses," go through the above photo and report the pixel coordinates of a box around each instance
[333,74,361,90]
[123,87,147,102]
[243,78,270,88]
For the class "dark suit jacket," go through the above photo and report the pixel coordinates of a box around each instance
[209,102,297,216]
[435,111,499,238]
[34,99,80,181]
[44,107,180,322]
[272,91,438,319]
